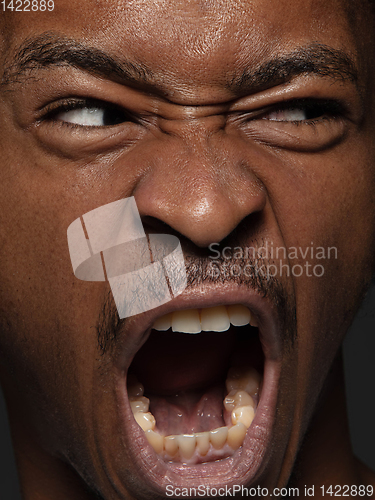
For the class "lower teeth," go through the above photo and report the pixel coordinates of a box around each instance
[127,366,261,463]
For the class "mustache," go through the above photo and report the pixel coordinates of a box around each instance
[96,253,297,356]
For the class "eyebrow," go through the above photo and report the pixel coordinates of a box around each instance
[231,43,359,94]
[2,32,359,95]
[2,32,153,87]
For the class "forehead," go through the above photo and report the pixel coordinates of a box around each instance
[0,0,363,97]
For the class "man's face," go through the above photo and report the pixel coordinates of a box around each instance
[1,0,375,497]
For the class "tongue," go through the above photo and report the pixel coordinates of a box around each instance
[130,328,238,395]
[149,384,231,435]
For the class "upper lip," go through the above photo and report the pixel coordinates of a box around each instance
[112,282,284,494]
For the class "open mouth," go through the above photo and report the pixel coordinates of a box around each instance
[114,287,283,493]
[127,305,262,464]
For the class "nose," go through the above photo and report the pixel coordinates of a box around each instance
[133,118,267,248]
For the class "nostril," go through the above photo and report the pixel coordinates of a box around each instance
[142,216,173,234]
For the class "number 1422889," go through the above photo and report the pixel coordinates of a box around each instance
[1,0,54,11]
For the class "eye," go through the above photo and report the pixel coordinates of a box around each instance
[238,98,348,151]
[262,99,344,123]
[43,99,135,127]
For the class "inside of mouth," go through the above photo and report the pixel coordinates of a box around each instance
[127,305,263,464]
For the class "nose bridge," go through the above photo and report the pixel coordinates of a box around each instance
[134,120,266,248]
[158,114,226,143]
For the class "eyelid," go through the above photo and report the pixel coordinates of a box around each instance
[41,98,98,117]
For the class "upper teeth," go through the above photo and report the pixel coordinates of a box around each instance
[152,304,258,334]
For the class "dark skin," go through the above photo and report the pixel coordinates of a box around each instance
[0,0,375,498]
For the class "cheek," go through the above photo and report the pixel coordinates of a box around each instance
[265,132,375,285]
[0,293,108,460]
[0,168,111,456]
[262,134,375,390]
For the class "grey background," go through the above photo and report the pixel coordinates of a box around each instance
[0,287,374,499]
